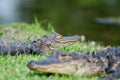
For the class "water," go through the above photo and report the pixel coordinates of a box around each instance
[0,0,120,46]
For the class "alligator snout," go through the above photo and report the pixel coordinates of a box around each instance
[57,35,80,43]
[27,60,37,70]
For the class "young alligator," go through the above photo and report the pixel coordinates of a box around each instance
[28,46,120,80]
[0,32,80,56]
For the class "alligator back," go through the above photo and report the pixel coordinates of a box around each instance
[0,38,30,56]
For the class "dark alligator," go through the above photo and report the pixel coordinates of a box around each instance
[28,46,120,80]
[0,32,80,56]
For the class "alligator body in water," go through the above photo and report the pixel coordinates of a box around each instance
[95,17,120,26]
[28,46,120,80]
[0,32,80,56]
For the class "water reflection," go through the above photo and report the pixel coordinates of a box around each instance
[0,0,120,46]
[0,0,20,23]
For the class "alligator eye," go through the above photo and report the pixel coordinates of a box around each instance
[61,54,67,56]
[58,54,73,61]
[55,35,62,39]
[46,41,51,45]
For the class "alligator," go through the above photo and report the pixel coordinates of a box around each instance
[28,46,120,80]
[0,32,80,56]
[95,17,120,26]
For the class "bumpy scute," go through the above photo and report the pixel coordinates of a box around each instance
[0,38,30,56]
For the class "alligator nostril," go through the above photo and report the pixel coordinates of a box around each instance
[61,54,67,57]
[27,60,36,68]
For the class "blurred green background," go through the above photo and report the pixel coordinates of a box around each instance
[0,0,120,46]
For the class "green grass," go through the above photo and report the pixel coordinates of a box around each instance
[0,23,104,80]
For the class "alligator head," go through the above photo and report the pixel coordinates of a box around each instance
[29,32,80,54]
[27,51,106,76]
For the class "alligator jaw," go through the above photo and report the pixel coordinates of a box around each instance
[42,32,80,47]
[27,59,102,76]
[27,51,104,76]
[56,35,80,44]
[48,34,80,50]
[27,60,78,75]
[27,51,78,74]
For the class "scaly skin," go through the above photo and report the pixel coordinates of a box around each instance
[28,46,120,80]
[0,32,80,56]
[0,38,30,56]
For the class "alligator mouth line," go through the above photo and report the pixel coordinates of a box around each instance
[27,60,78,74]
[56,35,80,43]
[28,60,70,69]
